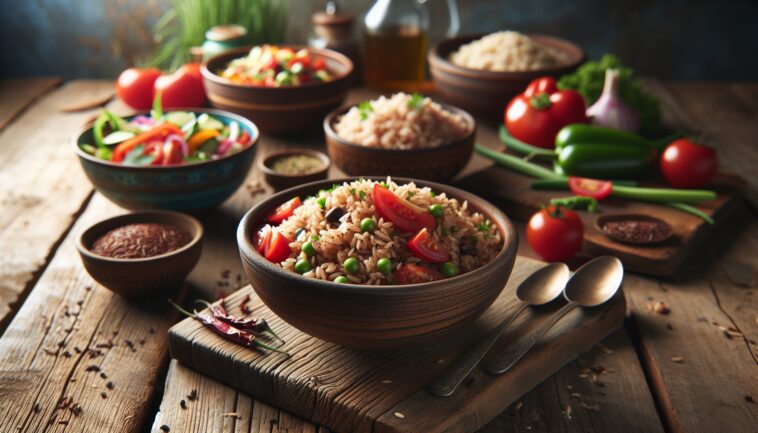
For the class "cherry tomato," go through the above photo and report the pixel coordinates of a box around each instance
[395,264,445,285]
[238,131,251,146]
[253,224,273,255]
[527,205,584,262]
[116,67,161,110]
[406,228,449,263]
[660,138,718,188]
[154,63,206,109]
[266,197,302,224]
[568,177,613,200]
[372,184,436,233]
[505,77,588,149]
[264,230,292,263]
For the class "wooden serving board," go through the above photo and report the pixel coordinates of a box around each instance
[168,256,625,433]
[456,166,746,276]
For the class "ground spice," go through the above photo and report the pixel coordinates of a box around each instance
[601,217,672,244]
[269,154,324,175]
[91,223,192,259]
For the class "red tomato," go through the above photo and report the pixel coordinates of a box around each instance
[505,77,588,149]
[143,141,164,166]
[266,197,302,224]
[253,225,273,255]
[312,57,326,71]
[527,205,584,262]
[238,131,251,145]
[568,177,613,200]
[154,63,206,109]
[372,184,436,233]
[116,67,161,110]
[264,230,292,263]
[660,138,718,188]
[161,139,184,165]
[396,264,445,285]
[406,228,449,263]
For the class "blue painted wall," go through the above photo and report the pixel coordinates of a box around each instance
[1,0,756,80]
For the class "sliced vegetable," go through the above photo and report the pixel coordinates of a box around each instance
[568,177,613,200]
[197,113,225,131]
[396,264,444,284]
[102,130,136,146]
[253,225,273,255]
[266,197,302,224]
[372,184,437,233]
[407,228,449,263]
[187,129,221,153]
[165,111,196,128]
[161,138,184,165]
[112,123,182,162]
[264,230,291,262]
[428,204,444,218]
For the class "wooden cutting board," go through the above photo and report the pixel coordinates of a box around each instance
[168,256,625,433]
[455,167,746,276]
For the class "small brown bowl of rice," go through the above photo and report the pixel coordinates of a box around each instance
[236,177,518,350]
[429,31,585,123]
[324,93,476,182]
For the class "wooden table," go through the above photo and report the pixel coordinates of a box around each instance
[0,79,755,433]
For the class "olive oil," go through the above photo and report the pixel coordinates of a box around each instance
[363,25,428,91]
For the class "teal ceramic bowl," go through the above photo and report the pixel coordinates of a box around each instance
[72,109,259,212]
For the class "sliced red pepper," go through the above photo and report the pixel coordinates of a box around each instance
[406,228,449,263]
[112,123,182,162]
[266,197,302,224]
[396,264,445,285]
[568,176,613,200]
[264,230,292,263]
[237,131,251,146]
[372,184,436,233]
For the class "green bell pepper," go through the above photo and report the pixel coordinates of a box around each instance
[555,124,652,150]
[557,143,657,179]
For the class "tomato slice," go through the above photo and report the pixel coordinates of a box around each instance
[407,228,449,263]
[372,184,436,233]
[396,264,445,285]
[264,230,292,263]
[253,224,273,255]
[568,177,613,200]
[312,57,326,71]
[162,140,184,165]
[267,197,302,224]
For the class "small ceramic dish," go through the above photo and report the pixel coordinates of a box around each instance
[77,211,203,297]
[202,45,353,134]
[323,102,476,182]
[258,148,330,191]
[236,177,518,350]
[595,213,674,246]
[428,33,585,123]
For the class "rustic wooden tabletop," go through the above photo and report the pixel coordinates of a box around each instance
[0,78,755,433]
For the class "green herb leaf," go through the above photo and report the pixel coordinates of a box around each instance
[407,93,425,110]
[477,221,492,232]
[358,101,373,121]
[123,144,156,166]
[406,191,415,199]
[358,190,366,200]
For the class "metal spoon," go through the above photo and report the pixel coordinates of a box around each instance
[484,256,624,375]
[428,263,569,397]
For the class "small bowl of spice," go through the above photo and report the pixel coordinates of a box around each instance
[77,211,203,297]
[596,214,674,246]
[258,149,330,191]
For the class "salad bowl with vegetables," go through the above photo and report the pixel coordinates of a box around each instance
[236,177,517,350]
[72,100,259,211]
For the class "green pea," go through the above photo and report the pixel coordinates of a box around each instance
[334,276,349,284]
[317,197,326,209]
[343,257,359,274]
[429,204,444,218]
[440,261,458,277]
[360,217,377,232]
[376,258,392,275]
[301,241,316,257]
[294,259,311,274]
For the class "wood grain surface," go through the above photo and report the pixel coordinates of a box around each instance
[0,78,60,130]
[0,81,124,331]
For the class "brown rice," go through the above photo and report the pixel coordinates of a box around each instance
[449,31,567,72]
[333,93,471,150]
[272,178,502,285]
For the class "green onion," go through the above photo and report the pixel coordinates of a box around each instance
[475,143,563,180]
[665,202,715,225]
[532,179,639,189]
[528,178,715,204]
[428,204,444,218]
[498,125,556,160]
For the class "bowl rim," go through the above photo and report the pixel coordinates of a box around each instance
[237,176,518,296]
[257,148,331,179]
[429,32,586,79]
[70,108,259,171]
[201,44,354,90]
[77,210,204,264]
[323,100,477,154]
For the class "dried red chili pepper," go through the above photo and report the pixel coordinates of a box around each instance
[169,300,288,355]
[195,299,284,343]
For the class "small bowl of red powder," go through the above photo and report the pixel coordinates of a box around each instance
[77,211,203,297]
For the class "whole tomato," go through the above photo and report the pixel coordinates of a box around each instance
[660,138,718,188]
[527,205,584,262]
[154,63,206,109]
[116,67,161,110]
[505,77,588,149]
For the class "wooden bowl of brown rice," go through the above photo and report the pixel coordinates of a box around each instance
[236,177,518,350]
[324,93,476,182]
[429,32,585,124]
